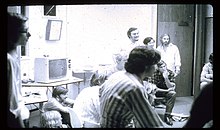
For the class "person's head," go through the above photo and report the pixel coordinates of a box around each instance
[90,70,108,86]
[157,60,167,73]
[209,53,213,64]
[40,110,62,128]
[125,46,161,78]
[7,12,31,52]
[160,34,170,46]
[143,37,155,49]
[114,52,128,70]
[52,86,69,102]
[127,27,139,43]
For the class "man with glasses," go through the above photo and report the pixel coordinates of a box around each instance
[146,60,176,126]
[7,12,31,128]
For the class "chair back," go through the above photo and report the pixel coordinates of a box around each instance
[67,107,82,128]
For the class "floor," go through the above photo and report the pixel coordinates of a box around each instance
[154,96,193,128]
[28,96,194,128]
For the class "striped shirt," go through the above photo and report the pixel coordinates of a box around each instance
[99,71,164,128]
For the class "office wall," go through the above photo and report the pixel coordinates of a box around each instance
[22,5,157,80]
[204,4,213,63]
[66,5,157,70]
[27,5,68,58]
[157,4,213,97]
[23,5,157,99]
[21,5,68,79]
[157,4,195,96]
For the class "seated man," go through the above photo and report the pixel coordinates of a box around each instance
[200,53,213,90]
[72,70,108,128]
[146,60,176,126]
[43,86,75,128]
[105,51,128,79]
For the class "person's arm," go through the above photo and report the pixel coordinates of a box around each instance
[200,64,213,83]
[162,70,176,90]
[127,87,164,128]
[63,98,75,108]
[174,66,180,77]
[7,55,26,128]
[156,87,169,93]
[44,98,69,113]
[174,45,181,77]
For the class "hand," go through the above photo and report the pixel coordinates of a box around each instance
[162,70,169,79]
[205,74,213,79]
[174,69,180,77]
[168,87,175,91]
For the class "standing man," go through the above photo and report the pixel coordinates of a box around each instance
[7,12,31,128]
[157,34,181,77]
[127,27,140,45]
[122,27,144,56]
[143,37,156,49]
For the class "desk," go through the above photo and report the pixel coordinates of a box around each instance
[22,77,83,111]
[22,77,84,94]
[23,95,48,112]
[72,70,95,86]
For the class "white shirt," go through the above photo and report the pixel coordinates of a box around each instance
[7,52,30,120]
[72,86,101,127]
[156,43,181,73]
[121,41,144,57]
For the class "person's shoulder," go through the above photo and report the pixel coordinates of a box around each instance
[203,62,212,68]
[170,43,179,49]
[156,44,162,48]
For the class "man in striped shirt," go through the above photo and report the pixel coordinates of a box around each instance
[99,46,164,128]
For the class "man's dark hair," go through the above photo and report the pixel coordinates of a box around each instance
[143,37,153,45]
[125,46,161,75]
[7,12,28,52]
[160,33,170,44]
[52,86,68,98]
[127,27,138,38]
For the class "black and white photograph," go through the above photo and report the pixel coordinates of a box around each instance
[7,4,213,128]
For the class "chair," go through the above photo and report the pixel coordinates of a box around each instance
[152,96,166,109]
[67,107,82,128]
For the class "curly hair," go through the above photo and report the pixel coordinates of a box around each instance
[124,46,161,75]
[40,110,62,128]
[89,70,108,86]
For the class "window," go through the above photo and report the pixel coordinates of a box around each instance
[44,5,56,16]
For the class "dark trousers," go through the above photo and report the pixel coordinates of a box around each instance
[7,110,22,128]
[60,111,72,128]
[155,90,176,114]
